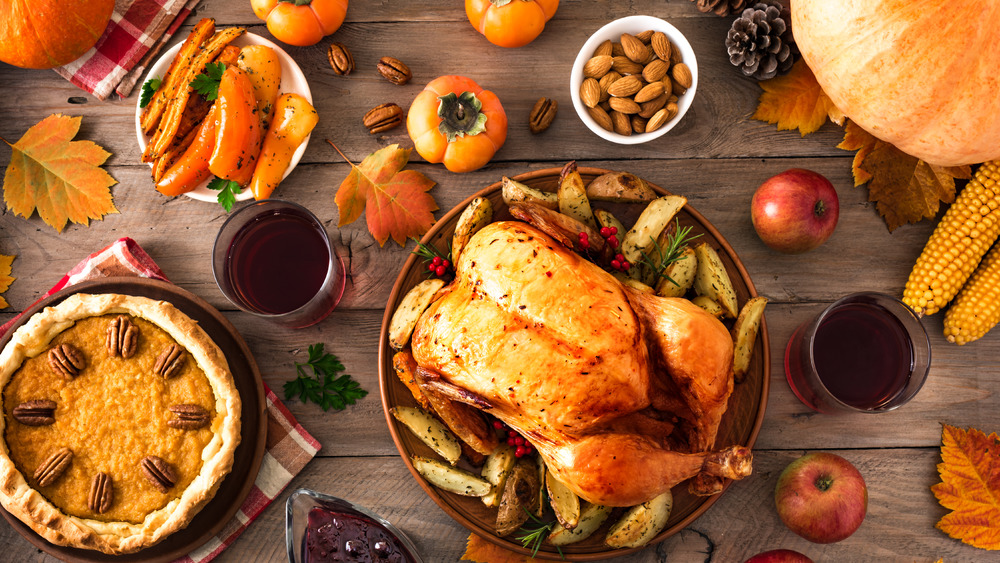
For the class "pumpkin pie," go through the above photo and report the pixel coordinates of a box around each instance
[0,293,241,554]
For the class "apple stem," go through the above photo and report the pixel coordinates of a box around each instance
[814,474,834,492]
[814,200,826,216]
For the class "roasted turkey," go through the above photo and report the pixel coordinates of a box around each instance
[410,220,752,507]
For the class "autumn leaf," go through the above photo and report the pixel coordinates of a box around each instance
[0,254,14,309]
[752,59,840,136]
[329,141,438,247]
[462,533,538,563]
[933,424,1000,550]
[2,114,118,232]
[836,121,878,186]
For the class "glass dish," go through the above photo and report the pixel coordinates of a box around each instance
[285,488,423,563]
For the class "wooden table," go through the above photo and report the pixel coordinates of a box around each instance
[0,1,991,561]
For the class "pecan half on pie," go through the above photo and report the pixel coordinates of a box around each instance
[0,293,241,554]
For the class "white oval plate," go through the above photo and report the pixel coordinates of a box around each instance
[135,32,313,202]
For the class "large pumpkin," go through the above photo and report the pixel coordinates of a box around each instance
[791,0,1000,167]
[0,0,115,69]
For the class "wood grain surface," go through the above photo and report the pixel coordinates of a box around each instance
[0,1,991,562]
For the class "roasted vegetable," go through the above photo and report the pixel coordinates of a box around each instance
[903,161,1000,316]
[547,502,611,546]
[237,44,282,127]
[141,18,215,136]
[587,171,656,202]
[248,93,318,200]
[693,242,738,318]
[546,469,580,530]
[392,350,432,410]
[655,246,697,297]
[415,367,499,456]
[481,445,516,508]
[392,406,462,465]
[604,491,673,548]
[412,456,492,496]
[388,278,445,350]
[452,196,494,265]
[692,294,725,318]
[621,195,687,268]
[501,176,558,209]
[732,296,768,380]
[944,243,1000,345]
[155,105,218,196]
[495,458,540,536]
[557,161,598,229]
[209,65,263,186]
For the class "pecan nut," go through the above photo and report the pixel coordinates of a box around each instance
[362,103,404,134]
[34,447,73,487]
[106,316,138,358]
[141,456,177,493]
[528,97,557,134]
[153,343,185,379]
[168,404,211,430]
[376,56,411,85]
[48,343,86,379]
[88,472,113,513]
[327,42,354,76]
[13,400,57,426]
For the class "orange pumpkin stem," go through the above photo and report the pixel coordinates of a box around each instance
[437,91,488,143]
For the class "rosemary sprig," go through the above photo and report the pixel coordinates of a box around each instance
[638,219,701,287]
[411,239,454,278]
[515,511,563,558]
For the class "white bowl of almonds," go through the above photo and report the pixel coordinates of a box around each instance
[571,15,697,144]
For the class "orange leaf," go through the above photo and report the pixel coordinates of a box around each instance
[752,59,837,136]
[836,120,878,186]
[0,254,14,309]
[331,142,438,247]
[932,425,1000,550]
[2,114,118,232]
[462,533,539,563]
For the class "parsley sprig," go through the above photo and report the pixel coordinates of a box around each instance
[206,177,241,212]
[190,62,226,101]
[283,344,368,411]
[638,219,701,287]
[139,77,162,108]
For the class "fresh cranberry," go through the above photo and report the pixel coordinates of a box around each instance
[611,259,621,270]
[493,420,504,430]
[431,256,442,266]
[435,265,447,277]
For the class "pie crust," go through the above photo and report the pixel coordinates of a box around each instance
[0,293,241,554]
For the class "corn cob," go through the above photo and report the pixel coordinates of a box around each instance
[943,242,1000,345]
[903,161,1000,316]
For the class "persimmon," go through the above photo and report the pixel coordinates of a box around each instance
[0,0,115,68]
[465,0,558,48]
[251,0,348,47]
[406,76,507,174]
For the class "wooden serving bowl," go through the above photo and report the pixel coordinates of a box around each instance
[378,167,769,560]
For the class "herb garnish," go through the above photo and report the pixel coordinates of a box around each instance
[283,344,368,411]
[638,219,701,287]
[139,77,162,109]
[190,62,226,101]
[206,177,241,212]
[515,511,562,558]
[412,239,454,279]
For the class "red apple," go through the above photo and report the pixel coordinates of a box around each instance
[751,169,839,254]
[744,549,814,563]
[774,452,867,543]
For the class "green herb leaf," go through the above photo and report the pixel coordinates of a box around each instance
[638,219,701,286]
[515,510,561,559]
[140,77,162,109]
[411,238,453,278]
[206,177,241,212]
[284,343,368,411]
[190,62,226,101]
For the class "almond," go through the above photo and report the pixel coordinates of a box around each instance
[611,56,643,76]
[642,59,669,83]
[620,33,650,64]
[611,110,632,136]
[634,82,665,104]
[583,55,613,79]
[593,39,613,58]
[607,75,643,98]
[608,96,641,115]
[672,63,693,90]
[580,77,601,108]
[651,32,672,62]
[587,105,613,132]
[669,42,683,66]
[645,107,670,133]
[631,114,648,134]
[611,41,625,57]
[664,101,679,121]
[636,29,655,44]
[639,92,669,118]
[598,71,622,101]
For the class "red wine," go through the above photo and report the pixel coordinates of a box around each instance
[227,209,330,315]
[813,302,914,409]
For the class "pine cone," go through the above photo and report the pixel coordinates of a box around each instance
[693,0,748,17]
[726,1,798,80]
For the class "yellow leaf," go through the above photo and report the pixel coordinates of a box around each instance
[932,425,1000,550]
[836,120,878,186]
[752,59,836,136]
[462,533,539,563]
[0,254,13,309]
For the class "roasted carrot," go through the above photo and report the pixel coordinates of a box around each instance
[156,105,218,196]
[208,66,262,186]
[249,93,318,200]
[141,18,215,136]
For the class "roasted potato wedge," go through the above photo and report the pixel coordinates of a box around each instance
[481,445,516,508]
[502,176,558,210]
[452,196,494,265]
[691,294,725,318]
[621,195,687,268]
[533,455,546,518]
[546,469,581,530]
[693,242,739,318]
[415,368,499,456]
[495,458,541,536]
[412,456,491,497]
[604,491,673,549]
[388,278,445,350]
[655,247,697,297]
[392,406,462,465]
[732,296,768,382]
[621,278,655,294]
[586,171,656,202]
[548,502,612,546]
[558,162,598,229]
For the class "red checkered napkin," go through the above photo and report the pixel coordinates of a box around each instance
[0,237,321,563]
[54,0,200,100]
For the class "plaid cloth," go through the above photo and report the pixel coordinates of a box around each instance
[54,0,200,100]
[0,237,321,563]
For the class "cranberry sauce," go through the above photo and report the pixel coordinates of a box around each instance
[303,505,415,563]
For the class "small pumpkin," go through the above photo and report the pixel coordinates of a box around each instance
[791,0,1000,167]
[0,0,115,69]
[250,0,349,47]
[466,0,559,48]
[406,76,508,173]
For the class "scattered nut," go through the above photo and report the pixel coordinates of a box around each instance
[363,103,404,134]
[141,456,177,493]
[168,404,211,430]
[106,316,138,358]
[327,42,354,75]
[528,97,558,134]
[88,472,113,514]
[377,56,411,85]
[13,400,57,426]
[34,447,73,487]
[48,343,85,379]
[153,343,185,379]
